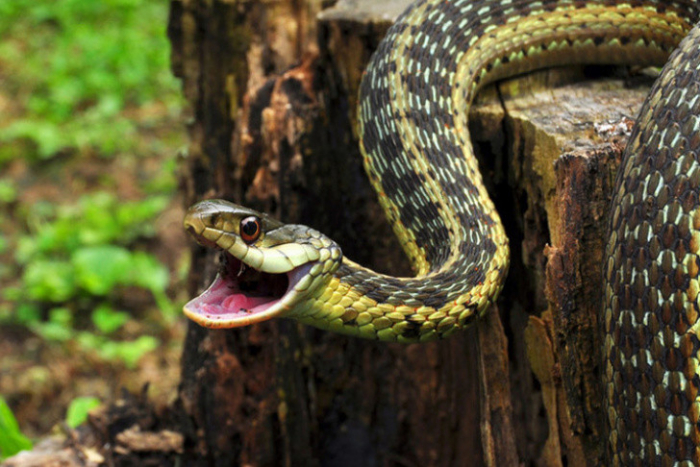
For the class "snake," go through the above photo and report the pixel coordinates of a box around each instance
[183,0,700,464]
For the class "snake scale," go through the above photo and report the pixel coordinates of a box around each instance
[183,0,700,464]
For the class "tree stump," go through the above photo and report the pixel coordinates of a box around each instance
[474,69,649,466]
[166,0,656,466]
[0,1,655,466]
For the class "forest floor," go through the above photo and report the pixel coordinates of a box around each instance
[0,1,191,455]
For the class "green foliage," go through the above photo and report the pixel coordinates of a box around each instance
[20,244,173,312]
[22,260,76,302]
[73,246,135,296]
[26,304,158,368]
[0,0,182,377]
[77,334,159,369]
[16,191,172,296]
[16,192,169,263]
[0,0,184,443]
[91,304,129,334]
[0,396,32,460]
[30,308,74,342]
[65,396,101,429]
[0,179,17,204]
[13,304,40,324]
[7,191,177,366]
[0,0,181,160]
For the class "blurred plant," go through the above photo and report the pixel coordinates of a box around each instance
[65,396,101,429]
[0,0,185,444]
[0,0,182,160]
[0,396,32,460]
[3,191,177,367]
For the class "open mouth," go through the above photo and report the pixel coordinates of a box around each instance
[184,247,312,328]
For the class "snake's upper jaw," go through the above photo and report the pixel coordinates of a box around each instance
[182,200,339,329]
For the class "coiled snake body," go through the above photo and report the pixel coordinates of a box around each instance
[184,0,700,464]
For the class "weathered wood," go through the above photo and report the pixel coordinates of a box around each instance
[167,0,499,465]
[169,1,326,465]
[472,69,651,466]
[166,0,659,465]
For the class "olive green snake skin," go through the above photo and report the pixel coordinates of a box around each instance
[183,0,700,464]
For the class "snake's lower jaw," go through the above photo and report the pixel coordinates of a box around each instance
[184,253,315,329]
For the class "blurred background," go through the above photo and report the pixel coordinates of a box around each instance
[0,0,188,456]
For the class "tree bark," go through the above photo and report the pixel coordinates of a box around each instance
[479,69,652,466]
[165,1,652,466]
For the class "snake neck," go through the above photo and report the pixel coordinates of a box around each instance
[286,256,506,342]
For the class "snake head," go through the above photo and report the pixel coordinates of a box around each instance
[183,199,342,329]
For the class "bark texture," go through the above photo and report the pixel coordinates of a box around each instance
[164,1,653,466]
[482,71,649,466]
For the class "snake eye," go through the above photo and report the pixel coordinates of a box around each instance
[240,216,261,244]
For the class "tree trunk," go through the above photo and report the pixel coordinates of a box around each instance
[166,1,651,466]
[0,2,656,467]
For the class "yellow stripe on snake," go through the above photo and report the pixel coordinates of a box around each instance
[183,0,700,464]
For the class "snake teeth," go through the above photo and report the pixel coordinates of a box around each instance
[183,249,316,329]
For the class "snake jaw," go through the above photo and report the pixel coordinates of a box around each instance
[183,252,315,329]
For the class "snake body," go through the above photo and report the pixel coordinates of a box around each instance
[603,20,700,466]
[183,0,700,463]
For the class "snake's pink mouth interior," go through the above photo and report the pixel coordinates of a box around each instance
[185,252,291,325]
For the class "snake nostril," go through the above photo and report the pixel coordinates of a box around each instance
[184,214,206,236]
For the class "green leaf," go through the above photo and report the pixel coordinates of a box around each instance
[77,333,158,369]
[48,307,73,327]
[31,308,75,341]
[31,321,74,342]
[75,332,101,350]
[78,192,121,245]
[72,245,132,295]
[0,179,17,203]
[14,303,40,324]
[116,196,169,228]
[91,304,129,334]
[130,252,169,292]
[101,337,157,369]
[29,308,75,342]
[0,396,32,459]
[111,336,158,369]
[65,396,101,429]
[1,119,67,159]
[22,259,76,301]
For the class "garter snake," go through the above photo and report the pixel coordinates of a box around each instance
[183,0,700,464]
